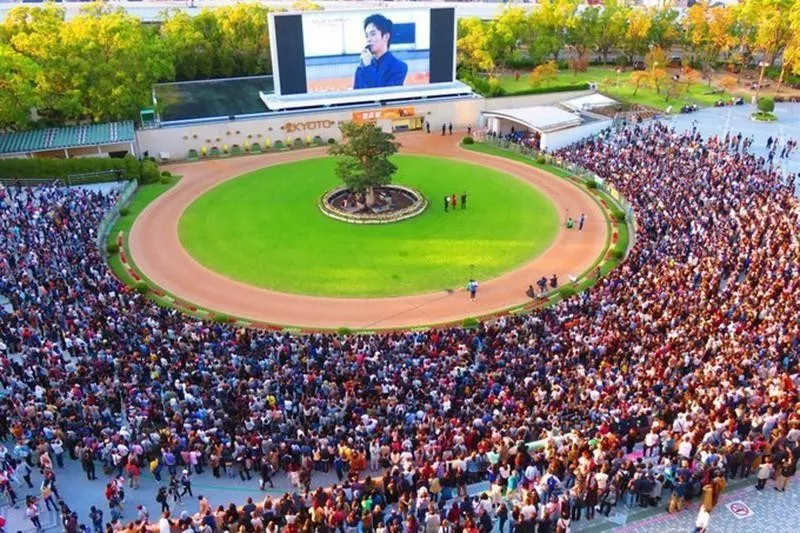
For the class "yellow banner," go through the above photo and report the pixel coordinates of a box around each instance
[352,107,416,123]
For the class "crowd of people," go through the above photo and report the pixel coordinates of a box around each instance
[0,119,799,533]
[485,129,541,151]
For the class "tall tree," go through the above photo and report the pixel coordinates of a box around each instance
[622,8,652,65]
[214,3,272,77]
[328,123,400,207]
[457,18,494,73]
[0,43,41,129]
[595,0,629,64]
[485,6,530,69]
[160,9,217,81]
[530,0,577,62]
[565,5,601,72]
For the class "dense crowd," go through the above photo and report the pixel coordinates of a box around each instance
[0,121,799,533]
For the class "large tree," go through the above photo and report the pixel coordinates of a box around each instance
[328,123,400,207]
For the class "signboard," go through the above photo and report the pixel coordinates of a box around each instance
[281,119,342,134]
[726,501,753,519]
[352,107,416,123]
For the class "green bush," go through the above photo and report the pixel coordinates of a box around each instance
[611,248,625,260]
[584,178,598,189]
[293,138,305,149]
[187,149,199,160]
[612,210,626,222]
[211,313,232,324]
[139,159,160,185]
[134,281,149,295]
[536,155,547,165]
[106,242,120,255]
[758,96,775,113]
[328,138,336,144]
[0,154,141,181]
[313,135,323,145]
[250,142,262,153]
[161,170,171,177]
[462,136,475,145]
[273,140,284,150]
[118,207,130,216]
[209,147,221,157]
[336,327,352,336]
[462,317,480,328]
[159,176,170,184]
[559,286,577,299]
[231,144,243,155]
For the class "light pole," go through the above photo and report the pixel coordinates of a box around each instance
[754,61,770,104]
[616,67,622,88]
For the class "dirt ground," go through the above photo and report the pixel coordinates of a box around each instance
[128,132,609,330]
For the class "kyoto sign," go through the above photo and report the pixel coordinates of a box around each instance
[282,120,339,133]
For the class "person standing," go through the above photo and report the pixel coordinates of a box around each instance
[694,504,710,533]
[756,456,772,490]
[467,280,478,301]
[451,194,457,210]
[448,123,453,135]
[579,213,586,231]
[444,196,449,212]
[467,126,472,136]
[26,496,42,530]
[426,121,431,134]
[460,192,467,209]
[442,124,446,136]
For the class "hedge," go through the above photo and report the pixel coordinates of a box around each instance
[505,83,591,97]
[106,242,120,255]
[0,153,151,182]
[462,317,480,328]
[462,136,475,145]
[134,281,149,295]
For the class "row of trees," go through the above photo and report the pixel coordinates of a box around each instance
[0,1,322,130]
[458,0,800,84]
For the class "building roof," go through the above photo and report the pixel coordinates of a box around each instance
[482,106,582,133]
[0,121,136,156]
[561,94,618,112]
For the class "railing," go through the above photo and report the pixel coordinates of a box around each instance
[96,179,139,255]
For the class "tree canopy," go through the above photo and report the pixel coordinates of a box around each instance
[328,122,400,205]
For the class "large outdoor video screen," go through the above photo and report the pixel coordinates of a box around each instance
[270,8,455,97]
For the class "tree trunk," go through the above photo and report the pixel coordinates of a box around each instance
[776,65,786,94]
[365,186,376,207]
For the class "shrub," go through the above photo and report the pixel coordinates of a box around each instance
[106,242,120,255]
[161,170,171,177]
[584,178,598,189]
[536,155,547,165]
[250,142,261,153]
[139,159,160,184]
[336,327,352,336]
[462,136,475,145]
[611,248,626,260]
[462,317,480,328]
[187,149,199,160]
[209,147,221,157]
[211,313,232,324]
[159,176,170,184]
[134,281,149,295]
[293,138,305,149]
[757,96,775,113]
[231,144,243,155]
[313,135,323,145]
[612,210,626,222]
[273,140,284,150]
[559,286,577,299]
[328,138,336,144]
[118,207,130,216]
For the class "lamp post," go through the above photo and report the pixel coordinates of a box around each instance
[616,67,622,88]
[754,61,770,104]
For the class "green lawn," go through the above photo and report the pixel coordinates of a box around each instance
[497,66,731,112]
[179,155,560,297]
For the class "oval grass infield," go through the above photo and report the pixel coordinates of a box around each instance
[178,154,560,297]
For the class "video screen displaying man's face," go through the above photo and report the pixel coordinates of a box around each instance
[365,23,390,56]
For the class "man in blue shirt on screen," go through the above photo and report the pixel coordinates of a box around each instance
[354,14,408,89]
